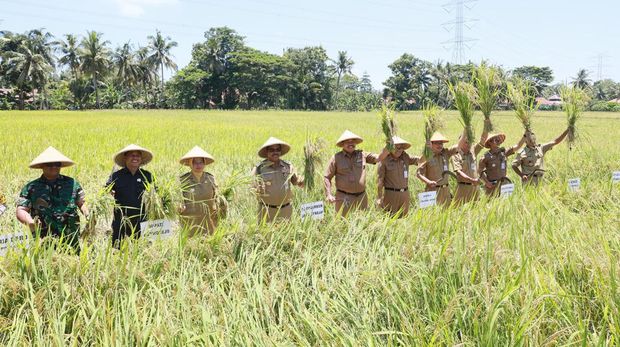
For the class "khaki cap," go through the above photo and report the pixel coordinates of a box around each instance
[484,133,506,148]
[29,146,75,169]
[179,146,215,166]
[258,137,291,158]
[336,130,363,147]
[392,136,411,150]
[430,132,449,143]
[113,144,153,167]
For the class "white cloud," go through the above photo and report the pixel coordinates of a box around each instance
[114,0,178,17]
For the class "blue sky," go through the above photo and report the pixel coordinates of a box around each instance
[1,0,618,89]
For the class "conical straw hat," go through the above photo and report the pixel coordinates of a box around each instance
[336,130,363,147]
[29,146,75,169]
[258,137,291,158]
[392,136,411,150]
[484,133,506,148]
[113,144,153,167]
[429,132,449,143]
[179,146,215,166]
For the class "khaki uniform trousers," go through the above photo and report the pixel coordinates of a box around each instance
[335,190,368,217]
[382,190,410,216]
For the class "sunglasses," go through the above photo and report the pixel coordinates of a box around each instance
[44,162,62,168]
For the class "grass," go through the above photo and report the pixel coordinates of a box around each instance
[0,109,620,345]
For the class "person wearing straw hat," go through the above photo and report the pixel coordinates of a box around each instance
[376,136,420,217]
[451,125,489,205]
[105,144,154,245]
[478,133,525,196]
[416,132,458,207]
[512,129,568,186]
[16,146,88,251]
[324,130,389,217]
[178,146,220,235]
[252,137,303,223]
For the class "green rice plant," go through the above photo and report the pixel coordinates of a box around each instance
[560,85,590,148]
[473,63,501,132]
[378,101,397,151]
[449,81,477,144]
[422,102,445,158]
[303,135,326,191]
[141,175,181,220]
[507,78,538,132]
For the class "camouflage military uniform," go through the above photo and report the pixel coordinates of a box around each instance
[17,174,84,248]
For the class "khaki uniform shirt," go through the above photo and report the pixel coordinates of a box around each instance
[479,146,518,182]
[512,143,554,175]
[254,160,299,206]
[417,146,458,185]
[452,143,484,183]
[378,152,420,189]
[325,150,379,194]
[180,172,217,216]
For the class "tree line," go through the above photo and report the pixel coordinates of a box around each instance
[1,27,620,111]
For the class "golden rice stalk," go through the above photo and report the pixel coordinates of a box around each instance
[378,100,397,151]
[473,64,500,132]
[142,176,181,220]
[422,102,444,158]
[560,85,590,148]
[303,135,327,190]
[507,78,538,132]
[449,81,477,144]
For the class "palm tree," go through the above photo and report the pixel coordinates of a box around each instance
[112,42,140,88]
[58,34,81,79]
[4,30,55,109]
[332,51,354,103]
[136,46,157,107]
[572,69,591,90]
[147,30,178,96]
[78,31,110,109]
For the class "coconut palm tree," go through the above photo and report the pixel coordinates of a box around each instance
[112,42,140,88]
[58,34,81,79]
[136,46,157,107]
[147,30,178,97]
[332,51,354,104]
[78,31,110,109]
[572,69,591,90]
[4,30,55,109]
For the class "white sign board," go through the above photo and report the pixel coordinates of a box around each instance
[0,232,29,256]
[140,219,174,241]
[418,191,437,209]
[613,171,620,183]
[300,201,324,220]
[500,183,515,198]
[568,178,581,192]
[0,204,6,217]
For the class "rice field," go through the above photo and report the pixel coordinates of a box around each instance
[1,109,620,345]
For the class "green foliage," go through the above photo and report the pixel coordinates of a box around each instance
[303,136,326,191]
[511,65,554,96]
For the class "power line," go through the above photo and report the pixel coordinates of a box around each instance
[441,0,477,64]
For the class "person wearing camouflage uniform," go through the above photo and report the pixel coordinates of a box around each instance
[16,147,88,251]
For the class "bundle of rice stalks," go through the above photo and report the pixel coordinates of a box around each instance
[449,81,477,144]
[473,64,501,132]
[83,185,116,237]
[303,135,327,190]
[560,85,590,149]
[142,176,181,220]
[507,78,538,132]
[219,169,252,203]
[378,101,397,151]
[422,102,445,158]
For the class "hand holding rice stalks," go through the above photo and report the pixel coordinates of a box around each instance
[142,176,182,220]
[449,81,477,144]
[560,85,589,148]
[303,135,326,190]
[378,101,397,151]
[422,102,444,158]
[82,185,116,239]
[473,64,500,132]
[507,78,538,132]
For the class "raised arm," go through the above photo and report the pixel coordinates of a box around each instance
[506,136,526,156]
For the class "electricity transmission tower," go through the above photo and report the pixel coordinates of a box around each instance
[442,0,477,64]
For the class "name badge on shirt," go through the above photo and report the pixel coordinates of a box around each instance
[404,169,408,178]
[501,161,506,170]
[470,162,476,171]
[443,164,448,171]
[137,178,142,182]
